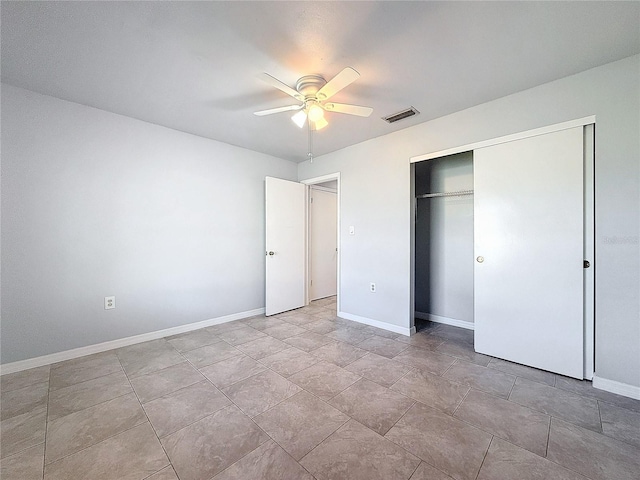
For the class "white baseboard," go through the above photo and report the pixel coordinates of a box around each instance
[0,308,265,376]
[593,374,640,400]
[338,311,415,337]
[415,312,475,331]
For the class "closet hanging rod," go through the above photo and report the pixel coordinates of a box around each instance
[416,189,474,199]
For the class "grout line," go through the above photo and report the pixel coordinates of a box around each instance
[474,435,494,480]
[451,386,472,417]
[118,356,174,473]
[545,416,552,458]
[40,373,52,478]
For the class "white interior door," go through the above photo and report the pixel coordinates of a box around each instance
[474,126,584,378]
[265,177,306,316]
[309,188,337,300]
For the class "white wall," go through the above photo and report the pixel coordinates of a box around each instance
[414,152,474,323]
[1,84,297,364]
[299,54,640,389]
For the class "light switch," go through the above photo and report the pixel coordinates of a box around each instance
[349,226,355,235]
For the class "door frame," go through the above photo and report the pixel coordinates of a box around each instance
[410,117,595,379]
[301,173,341,311]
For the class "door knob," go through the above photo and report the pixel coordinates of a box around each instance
[476,256,484,263]
[268,251,275,256]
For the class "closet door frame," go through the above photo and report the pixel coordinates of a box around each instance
[410,116,595,380]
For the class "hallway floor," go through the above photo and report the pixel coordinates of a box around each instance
[2,297,639,480]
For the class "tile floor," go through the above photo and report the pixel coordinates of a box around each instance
[1,296,639,480]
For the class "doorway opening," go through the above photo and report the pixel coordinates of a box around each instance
[302,173,340,312]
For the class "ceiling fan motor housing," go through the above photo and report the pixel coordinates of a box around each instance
[296,75,326,99]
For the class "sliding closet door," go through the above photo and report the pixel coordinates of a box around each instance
[474,126,584,378]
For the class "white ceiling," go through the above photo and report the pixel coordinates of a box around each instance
[2,1,639,162]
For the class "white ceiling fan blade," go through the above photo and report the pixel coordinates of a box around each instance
[323,102,373,117]
[254,104,303,116]
[291,110,307,128]
[316,67,360,101]
[258,73,304,101]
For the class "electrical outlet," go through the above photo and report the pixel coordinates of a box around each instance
[104,296,116,310]
[370,283,376,293]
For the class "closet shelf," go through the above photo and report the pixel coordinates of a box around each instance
[416,189,474,199]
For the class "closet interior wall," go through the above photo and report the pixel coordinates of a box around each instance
[414,151,474,328]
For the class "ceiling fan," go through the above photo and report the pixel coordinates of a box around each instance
[254,67,373,130]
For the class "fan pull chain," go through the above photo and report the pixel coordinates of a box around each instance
[307,120,313,163]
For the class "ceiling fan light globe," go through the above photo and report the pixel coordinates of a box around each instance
[313,117,329,130]
[307,104,325,122]
[292,110,307,128]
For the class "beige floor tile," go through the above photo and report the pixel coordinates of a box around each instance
[329,379,414,435]
[165,328,220,352]
[242,316,285,331]
[261,322,307,339]
[1,382,49,420]
[308,309,337,320]
[356,335,409,358]
[435,340,491,366]
[181,341,241,368]
[200,354,266,388]
[390,369,469,414]
[443,360,516,398]
[555,376,640,413]
[117,341,184,378]
[357,325,401,339]
[301,320,338,335]
[345,352,412,388]
[44,422,169,480]
[599,401,640,448]
[50,352,122,390]
[235,336,289,360]
[394,332,445,351]
[222,370,300,417]
[310,341,368,367]
[289,361,361,400]
[282,313,319,327]
[48,370,132,421]
[301,419,420,480]
[392,347,456,376]
[509,377,602,432]
[310,297,336,307]
[477,437,588,480]
[1,366,50,393]
[454,389,550,457]
[0,443,44,480]
[431,325,475,345]
[146,466,179,480]
[217,325,266,345]
[45,393,146,464]
[325,326,374,345]
[488,358,556,386]
[385,402,492,480]
[548,418,640,480]
[213,439,315,480]
[161,404,269,480]
[254,391,349,460]
[258,347,319,377]
[283,331,335,352]
[410,462,454,480]
[129,362,204,403]
[205,320,247,335]
[1,407,47,459]
[143,381,230,437]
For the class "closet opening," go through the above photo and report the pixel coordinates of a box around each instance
[413,151,474,332]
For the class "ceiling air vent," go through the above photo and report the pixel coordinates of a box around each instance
[382,107,420,124]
